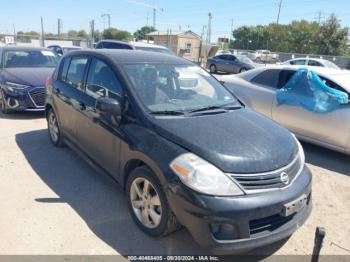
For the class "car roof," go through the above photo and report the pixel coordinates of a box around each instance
[98,39,131,44]
[65,49,193,65]
[128,41,168,49]
[1,45,53,52]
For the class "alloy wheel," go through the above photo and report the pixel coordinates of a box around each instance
[48,111,59,143]
[130,177,162,229]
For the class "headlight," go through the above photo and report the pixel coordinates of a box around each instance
[3,82,29,92]
[295,136,305,166]
[170,153,244,196]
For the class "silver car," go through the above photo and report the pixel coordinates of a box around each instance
[282,58,340,70]
[220,65,350,154]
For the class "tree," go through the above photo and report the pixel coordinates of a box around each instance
[77,30,88,38]
[229,14,349,56]
[134,26,156,41]
[67,30,78,38]
[102,28,132,40]
[315,14,349,56]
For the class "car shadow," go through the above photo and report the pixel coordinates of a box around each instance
[0,111,45,120]
[15,129,289,258]
[302,141,350,176]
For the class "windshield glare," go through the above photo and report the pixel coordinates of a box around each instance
[4,50,58,68]
[123,64,239,113]
[237,55,253,64]
[135,46,172,54]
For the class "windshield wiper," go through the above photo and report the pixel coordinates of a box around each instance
[188,104,241,113]
[150,110,186,116]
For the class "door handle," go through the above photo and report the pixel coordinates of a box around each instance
[79,102,86,111]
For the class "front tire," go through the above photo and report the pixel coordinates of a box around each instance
[0,90,11,114]
[126,166,180,237]
[47,108,64,147]
[239,67,247,73]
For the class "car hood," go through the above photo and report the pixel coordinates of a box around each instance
[1,67,55,87]
[152,109,297,173]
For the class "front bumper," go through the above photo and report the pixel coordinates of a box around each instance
[165,165,312,253]
[1,87,45,111]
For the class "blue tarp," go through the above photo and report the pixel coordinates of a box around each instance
[276,68,348,113]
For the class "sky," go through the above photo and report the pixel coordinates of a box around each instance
[0,0,350,41]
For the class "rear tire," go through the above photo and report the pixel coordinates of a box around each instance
[47,108,64,147]
[209,64,217,73]
[126,166,180,237]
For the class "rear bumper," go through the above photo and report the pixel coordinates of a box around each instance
[1,87,45,111]
[165,165,312,253]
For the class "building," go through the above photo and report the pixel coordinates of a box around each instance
[147,31,201,62]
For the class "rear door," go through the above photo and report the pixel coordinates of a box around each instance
[52,56,89,143]
[75,58,124,176]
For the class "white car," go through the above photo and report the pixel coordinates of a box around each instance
[219,65,350,154]
[283,58,340,69]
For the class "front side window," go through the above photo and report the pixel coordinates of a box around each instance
[86,59,123,100]
[65,57,88,90]
[4,50,58,68]
[103,42,133,49]
[122,64,240,112]
[308,60,322,67]
[290,59,306,65]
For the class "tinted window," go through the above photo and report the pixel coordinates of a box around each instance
[290,59,306,65]
[66,57,88,90]
[308,60,322,67]
[4,50,58,68]
[86,59,123,99]
[277,70,296,88]
[95,42,103,49]
[102,42,133,50]
[251,69,281,88]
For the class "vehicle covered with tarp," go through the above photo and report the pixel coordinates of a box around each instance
[276,68,348,113]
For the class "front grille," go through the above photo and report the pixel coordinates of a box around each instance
[29,88,46,107]
[249,214,295,236]
[229,154,302,192]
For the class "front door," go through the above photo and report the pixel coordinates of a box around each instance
[272,70,350,150]
[76,58,124,176]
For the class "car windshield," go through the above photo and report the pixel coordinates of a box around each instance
[237,55,254,64]
[135,46,173,55]
[4,50,58,68]
[122,64,240,113]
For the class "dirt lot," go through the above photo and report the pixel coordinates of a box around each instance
[0,111,349,259]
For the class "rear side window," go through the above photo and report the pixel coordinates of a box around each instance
[251,69,281,88]
[102,42,133,50]
[86,59,123,100]
[66,57,89,90]
[58,57,71,81]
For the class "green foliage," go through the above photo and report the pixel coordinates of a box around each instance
[230,14,349,56]
[102,28,132,41]
[133,26,156,41]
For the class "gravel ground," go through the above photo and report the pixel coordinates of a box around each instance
[0,111,349,259]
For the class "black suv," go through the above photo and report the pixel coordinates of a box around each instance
[45,49,312,252]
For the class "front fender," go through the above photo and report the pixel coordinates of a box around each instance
[119,123,187,188]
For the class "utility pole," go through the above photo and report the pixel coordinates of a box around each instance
[315,11,325,24]
[101,13,111,29]
[128,0,163,29]
[276,0,283,24]
[206,12,212,46]
[146,12,149,26]
[90,19,95,47]
[57,18,62,38]
[229,19,233,43]
[40,17,45,47]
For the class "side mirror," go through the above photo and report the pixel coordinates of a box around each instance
[95,97,122,126]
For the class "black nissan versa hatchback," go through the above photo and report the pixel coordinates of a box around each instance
[45,49,312,252]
